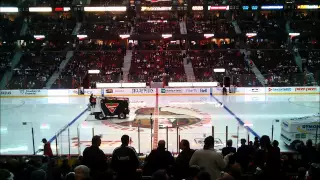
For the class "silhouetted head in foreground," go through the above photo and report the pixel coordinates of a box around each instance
[204,136,215,150]
[158,140,166,150]
[152,170,169,180]
[121,135,130,146]
[180,139,190,150]
[91,135,101,147]
[227,140,233,147]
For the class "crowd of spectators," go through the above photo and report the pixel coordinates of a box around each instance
[0,52,12,80]
[80,13,132,36]
[141,0,172,6]
[129,50,186,83]
[89,0,126,6]
[7,51,64,89]
[1,135,320,180]
[27,14,75,36]
[187,13,235,35]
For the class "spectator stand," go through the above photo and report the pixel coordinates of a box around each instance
[89,0,128,6]
[187,10,236,37]
[53,39,126,89]
[135,10,180,35]
[129,39,186,84]
[27,12,76,37]
[80,11,132,38]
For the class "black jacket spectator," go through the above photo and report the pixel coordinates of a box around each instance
[82,136,107,173]
[111,135,139,180]
[144,140,175,176]
[222,140,236,157]
[175,140,195,180]
[236,139,251,170]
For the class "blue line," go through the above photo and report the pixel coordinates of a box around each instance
[210,95,260,139]
[48,108,88,143]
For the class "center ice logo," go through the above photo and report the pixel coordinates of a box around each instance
[104,107,211,129]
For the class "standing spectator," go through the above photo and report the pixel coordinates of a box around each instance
[40,138,53,157]
[272,140,281,163]
[254,137,260,150]
[305,140,317,164]
[175,139,195,180]
[111,135,139,180]
[74,165,91,180]
[255,135,280,179]
[144,140,175,176]
[82,136,107,174]
[222,140,236,157]
[236,139,250,171]
[190,136,229,180]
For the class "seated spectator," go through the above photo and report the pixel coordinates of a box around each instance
[218,164,241,180]
[185,166,201,180]
[111,135,139,180]
[30,169,46,180]
[190,136,230,180]
[222,140,236,157]
[151,170,169,180]
[82,136,107,174]
[74,165,91,180]
[292,167,307,180]
[144,140,174,176]
[196,171,212,180]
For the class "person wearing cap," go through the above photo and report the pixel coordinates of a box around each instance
[111,135,139,180]
[40,138,53,157]
[83,135,107,174]
[190,136,231,180]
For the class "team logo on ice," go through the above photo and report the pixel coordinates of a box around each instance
[105,103,119,113]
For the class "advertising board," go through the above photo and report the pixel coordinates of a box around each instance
[267,87,292,93]
[0,89,48,96]
[104,88,156,95]
[84,89,102,96]
[159,88,210,95]
[244,87,266,94]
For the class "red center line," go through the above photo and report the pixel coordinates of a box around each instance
[152,89,159,149]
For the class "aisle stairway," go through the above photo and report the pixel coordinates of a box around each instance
[46,51,74,88]
[182,50,195,81]
[179,21,187,35]
[122,50,133,82]
[0,51,22,89]
[72,22,82,35]
[240,49,266,86]
[285,20,317,85]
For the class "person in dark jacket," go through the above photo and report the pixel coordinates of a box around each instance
[175,139,195,180]
[222,140,236,157]
[144,140,175,176]
[111,135,139,180]
[236,139,250,170]
[82,136,107,174]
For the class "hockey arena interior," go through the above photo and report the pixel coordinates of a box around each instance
[0,0,320,180]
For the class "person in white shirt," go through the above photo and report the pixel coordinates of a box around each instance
[190,136,232,180]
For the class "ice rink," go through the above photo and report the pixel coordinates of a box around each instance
[0,94,319,155]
